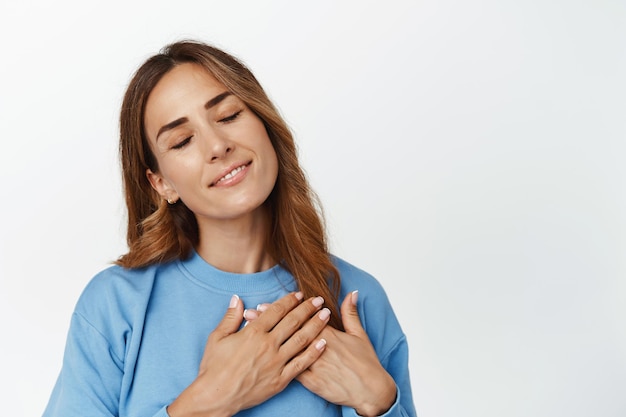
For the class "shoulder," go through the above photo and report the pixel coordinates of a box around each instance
[331,255,388,298]
[72,262,171,332]
[78,264,159,305]
[331,255,407,351]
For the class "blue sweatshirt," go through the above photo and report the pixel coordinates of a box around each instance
[43,252,416,417]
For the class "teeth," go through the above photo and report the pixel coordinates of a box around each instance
[218,165,244,183]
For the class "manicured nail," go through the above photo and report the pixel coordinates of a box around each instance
[319,308,331,321]
[312,296,325,308]
[295,291,304,300]
[351,290,359,306]
[244,309,259,320]
[229,294,239,308]
[315,338,327,351]
[256,304,268,312]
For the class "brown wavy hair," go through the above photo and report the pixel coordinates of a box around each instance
[115,40,342,329]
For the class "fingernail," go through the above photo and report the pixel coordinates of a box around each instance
[312,296,324,308]
[256,304,268,312]
[229,294,239,308]
[319,308,331,321]
[351,290,359,306]
[315,338,327,351]
[244,309,260,320]
[295,291,304,300]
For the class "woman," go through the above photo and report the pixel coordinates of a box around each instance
[43,40,416,417]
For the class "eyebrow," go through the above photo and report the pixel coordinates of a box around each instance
[155,91,233,141]
[156,117,188,141]
[205,91,232,110]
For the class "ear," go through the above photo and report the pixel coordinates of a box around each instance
[146,169,178,203]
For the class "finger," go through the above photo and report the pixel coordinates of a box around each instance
[270,296,325,344]
[341,290,365,336]
[279,306,330,358]
[251,291,303,332]
[243,308,260,321]
[283,337,327,380]
[208,294,244,342]
[243,303,270,323]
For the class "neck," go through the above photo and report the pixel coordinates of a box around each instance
[195,207,275,274]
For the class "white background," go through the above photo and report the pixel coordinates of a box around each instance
[1,1,625,416]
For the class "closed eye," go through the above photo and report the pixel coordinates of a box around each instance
[171,136,192,150]
[219,110,242,123]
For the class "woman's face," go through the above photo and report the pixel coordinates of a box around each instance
[144,63,278,225]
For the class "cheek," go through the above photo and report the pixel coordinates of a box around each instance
[266,145,279,184]
[158,156,200,188]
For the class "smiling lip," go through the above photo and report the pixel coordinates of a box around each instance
[210,161,252,187]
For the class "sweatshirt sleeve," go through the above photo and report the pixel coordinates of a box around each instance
[42,312,124,417]
[42,312,169,417]
[340,336,416,417]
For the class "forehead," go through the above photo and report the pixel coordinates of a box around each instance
[144,63,228,135]
[149,62,226,105]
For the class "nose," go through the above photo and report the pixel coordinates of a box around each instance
[202,127,233,162]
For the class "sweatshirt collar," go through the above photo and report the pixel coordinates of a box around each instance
[176,250,296,294]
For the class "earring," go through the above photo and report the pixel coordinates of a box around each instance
[167,198,177,205]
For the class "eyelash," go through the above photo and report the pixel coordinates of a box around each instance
[172,137,192,150]
[169,110,243,150]
[219,109,242,123]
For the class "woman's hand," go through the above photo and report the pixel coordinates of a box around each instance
[246,292,397,416]
[296,291,397,417]
[167,292,330,417]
